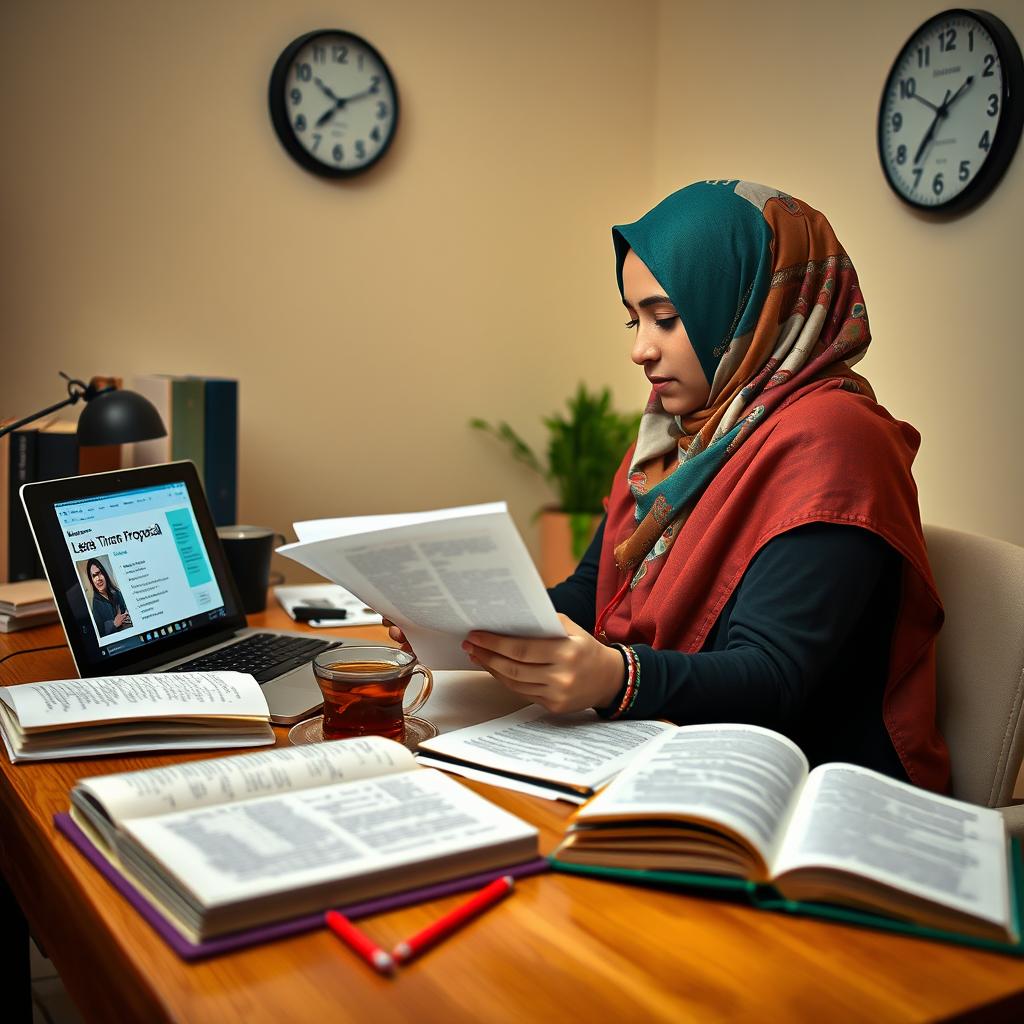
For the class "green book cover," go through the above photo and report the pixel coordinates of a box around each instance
[549,837,1024,957]
[171,378,205,477]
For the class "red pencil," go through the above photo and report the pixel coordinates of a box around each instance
[325,909,395,975]
[392,875,515,964]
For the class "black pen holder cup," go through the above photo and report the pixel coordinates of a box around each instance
[216,526,286,614]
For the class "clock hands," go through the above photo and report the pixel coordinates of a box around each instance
[912,76,976,165]
[914,88,951,165]
[313,77,341,103]
[911,93,941,113]
[944,74,975,112]
[313,80,381,127]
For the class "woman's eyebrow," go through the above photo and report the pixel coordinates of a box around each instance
[637,294,674,308]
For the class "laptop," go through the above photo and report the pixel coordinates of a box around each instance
[20,460,365,724]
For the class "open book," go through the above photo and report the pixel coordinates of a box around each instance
[417,705,676,802]
[65,736,539,947]
[277,502,564,669]
[0,672,274,762]
[551,724,1019,948]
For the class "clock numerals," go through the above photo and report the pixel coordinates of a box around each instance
[878,10,1022,211]
[271,29,399,177]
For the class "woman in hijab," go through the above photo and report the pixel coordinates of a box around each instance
[86,557,133,636]
[399,180,949,792]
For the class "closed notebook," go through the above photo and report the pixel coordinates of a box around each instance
[549,723,1023,955]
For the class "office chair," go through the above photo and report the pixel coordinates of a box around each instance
[925,524,1024,836]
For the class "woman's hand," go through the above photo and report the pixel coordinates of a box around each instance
[381,618,413,653]
[463,614,625,714]
[114,610,131,628]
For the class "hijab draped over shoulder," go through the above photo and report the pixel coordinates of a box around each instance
[597,180,950,792]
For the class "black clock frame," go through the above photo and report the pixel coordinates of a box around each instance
[877,8,1024,214]
[268,29,400,179]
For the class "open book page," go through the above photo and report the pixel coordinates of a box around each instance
[72,736,417,834]
[0,672,268,730]
[771,763,1011,930]
[574,724,810,874]
[120,768,537,925]
[417,705,675,794]
[278,504,564,670]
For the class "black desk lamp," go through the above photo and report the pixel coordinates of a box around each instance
[0,372,167,445]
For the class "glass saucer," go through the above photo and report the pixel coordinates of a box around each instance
[287,715,438,751]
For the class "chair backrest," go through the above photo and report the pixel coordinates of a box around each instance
[925,524,1024,807]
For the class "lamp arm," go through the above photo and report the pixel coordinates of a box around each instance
[0,373,105,440]
[0,394,82,440]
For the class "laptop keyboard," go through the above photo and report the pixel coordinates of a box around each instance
[176,633,337,684]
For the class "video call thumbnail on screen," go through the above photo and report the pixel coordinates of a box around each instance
[56,482,225,648]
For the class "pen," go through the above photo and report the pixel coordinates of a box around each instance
[392,875,515,964]
[293,605,348,622]
[324,909,394,975]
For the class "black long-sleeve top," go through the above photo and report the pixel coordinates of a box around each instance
[548,518,908,781]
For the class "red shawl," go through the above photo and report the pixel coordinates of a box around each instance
[596,379,950,793]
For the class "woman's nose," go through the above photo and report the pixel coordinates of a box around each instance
[630,327,659,366]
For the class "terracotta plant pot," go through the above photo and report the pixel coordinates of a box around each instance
[538,507,602,587]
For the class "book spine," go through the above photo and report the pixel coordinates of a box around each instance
[8,430,42,581]
[171,378,205,477]
[129,376,173,467]
[37,429,80,483]
[0,431,9,582]
[201,379,238,526]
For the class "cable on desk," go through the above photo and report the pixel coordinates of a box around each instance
[0,644,65,667]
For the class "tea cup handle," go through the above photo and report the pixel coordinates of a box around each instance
[403,665,433,717]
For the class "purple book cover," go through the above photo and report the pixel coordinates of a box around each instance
[54,812,549,961]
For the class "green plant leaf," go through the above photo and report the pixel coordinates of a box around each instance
[469,383,641,514]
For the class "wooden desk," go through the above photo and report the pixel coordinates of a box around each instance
[2,607,1024,1023]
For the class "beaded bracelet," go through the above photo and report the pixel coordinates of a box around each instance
[608,643,640,719]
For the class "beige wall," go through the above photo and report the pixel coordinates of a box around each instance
[0,0,655,578]
[2,0,1022,583]
[653,0,1024,546]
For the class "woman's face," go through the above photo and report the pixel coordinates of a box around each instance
[90,564,107,593]
[622,249,710,417]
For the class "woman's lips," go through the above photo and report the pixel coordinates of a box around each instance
[648,377,674,394]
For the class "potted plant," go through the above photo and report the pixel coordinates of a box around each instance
[470,384,641,584]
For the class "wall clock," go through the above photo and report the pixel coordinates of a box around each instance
[268,29,399,178]
[878,9,1023,213]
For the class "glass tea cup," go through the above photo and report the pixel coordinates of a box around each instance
[312,646,432,743]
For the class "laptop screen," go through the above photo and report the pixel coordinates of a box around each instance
[55,480,228,658]
[22,461,247,676]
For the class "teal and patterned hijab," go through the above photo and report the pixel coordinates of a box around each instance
[611,180,873,579]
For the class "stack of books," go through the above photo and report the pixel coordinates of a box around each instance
[0,579,58,632]
[1,379,123,583]
[130,375,238,526]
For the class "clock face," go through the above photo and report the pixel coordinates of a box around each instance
[269,30,399,177]
[878,9,1023,212]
